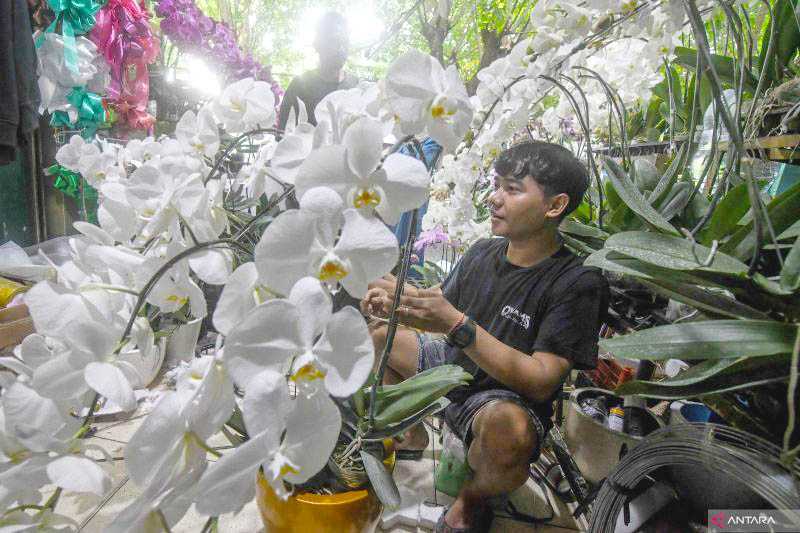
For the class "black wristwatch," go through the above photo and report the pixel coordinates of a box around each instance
[447,317,476,349]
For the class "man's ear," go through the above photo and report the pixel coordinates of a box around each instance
[545,193,570,220]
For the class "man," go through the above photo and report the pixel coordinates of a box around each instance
[361,141,609,533]
[277,11,358,130]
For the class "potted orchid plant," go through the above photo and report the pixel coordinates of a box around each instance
[1,50,475,532]
[8,1,791,530]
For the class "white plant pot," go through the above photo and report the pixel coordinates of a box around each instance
[165,318,203,367]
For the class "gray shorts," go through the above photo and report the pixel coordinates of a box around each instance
[417,335,549,462]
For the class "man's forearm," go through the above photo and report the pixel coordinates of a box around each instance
[462,325,568,404]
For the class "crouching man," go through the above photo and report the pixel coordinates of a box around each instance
[361,141,609,533]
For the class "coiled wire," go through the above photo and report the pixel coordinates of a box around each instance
[589,423,800,532]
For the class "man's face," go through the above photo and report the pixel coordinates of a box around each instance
[488,174,566,240]
[316,28,349,70]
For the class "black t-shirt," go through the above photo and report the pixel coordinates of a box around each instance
[277,69,358,129]
[441,237,609,420]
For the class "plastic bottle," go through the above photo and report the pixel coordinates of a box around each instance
[434,424,472,497]
[607,406,625,432]
[580,396,608,424]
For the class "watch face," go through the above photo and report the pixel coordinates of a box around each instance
[451,320,475,348]
[452,328,470,346]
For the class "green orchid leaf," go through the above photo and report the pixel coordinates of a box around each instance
[360,449,401,509]
[674,46,757,91]
[560,219,609,240]
[604,231,749,276]
[723,181,800,261]
[603,158,680,235]
[615,354,789,399]
[778,220,800,240]
[647,143,687,208]
[699,183,750,244]
[780,236,800,291]
[599,320,797,360]
[637,278,770,320]
[585,248,718,287]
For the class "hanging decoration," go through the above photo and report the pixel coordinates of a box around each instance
[90,0,159,132]
[34,0,159,139]
[155,0,282,103]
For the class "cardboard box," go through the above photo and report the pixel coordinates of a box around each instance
[0,304,35,351]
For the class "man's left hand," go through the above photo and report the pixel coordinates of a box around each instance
[382,287,463,334]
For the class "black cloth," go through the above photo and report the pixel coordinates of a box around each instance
[277,69,358,130]
[441,237,609,421]
[0,0,40,165]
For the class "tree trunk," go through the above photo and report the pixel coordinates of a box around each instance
[466,29,504,95]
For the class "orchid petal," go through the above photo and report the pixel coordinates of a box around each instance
[242,369,290,439]
[84,362,137,412]
[254,210,317,296]
[213,262,260,336]
[47,456,111,496]
[314,307,374,397]
[224,300,303,387]
[335,210,399,298]
[294,145,351,203]
[342,117,383,179]
[288,277,332,348]
[282,385,341,485]
[374,153,430,225]
[194,432,272,516]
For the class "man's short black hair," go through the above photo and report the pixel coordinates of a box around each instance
[493,141,589,220]
[316,11,347,37]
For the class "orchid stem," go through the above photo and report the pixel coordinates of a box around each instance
[203,127,283,185]
[367,208,419,432]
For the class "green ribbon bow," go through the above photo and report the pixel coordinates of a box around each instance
[44,0,104,74]
[47,164,99,224]
[50,87,107,139]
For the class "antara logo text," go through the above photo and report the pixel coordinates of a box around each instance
[710,511,778,528]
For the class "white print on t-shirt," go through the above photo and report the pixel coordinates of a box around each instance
[500,305,531,330]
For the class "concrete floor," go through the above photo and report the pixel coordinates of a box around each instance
[47,393,583,532]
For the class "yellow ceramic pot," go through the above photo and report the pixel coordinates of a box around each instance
[256,444,396,533]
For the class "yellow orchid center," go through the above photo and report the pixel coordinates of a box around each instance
[166,294,189,306]
[231,100,244,113]
[318,258,349,282]
[431,105,446,118]
[353,187,382,209]
[280,463,300,477]
[290,363,326,383]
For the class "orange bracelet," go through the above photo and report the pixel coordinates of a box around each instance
[447,313,466,337]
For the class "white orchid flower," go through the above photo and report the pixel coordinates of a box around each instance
[212,262,270,336]
[140,244,207,319]
[55,135,100,173]
[384,50,473,153]
[125,355,234,493]
[175,106,220,159]
[295,117,430,225]
[314,82,385,143]
[125,164,206,241]
[255,187,398,298]
[195,371,341,514]
[121,137,161,168]
[270,119,330,185]
[236,138,285,200]
[224,276,373,397]
[0,381,111,506]
[212,78,276,135]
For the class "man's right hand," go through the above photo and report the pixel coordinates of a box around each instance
[360,287,390,319]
